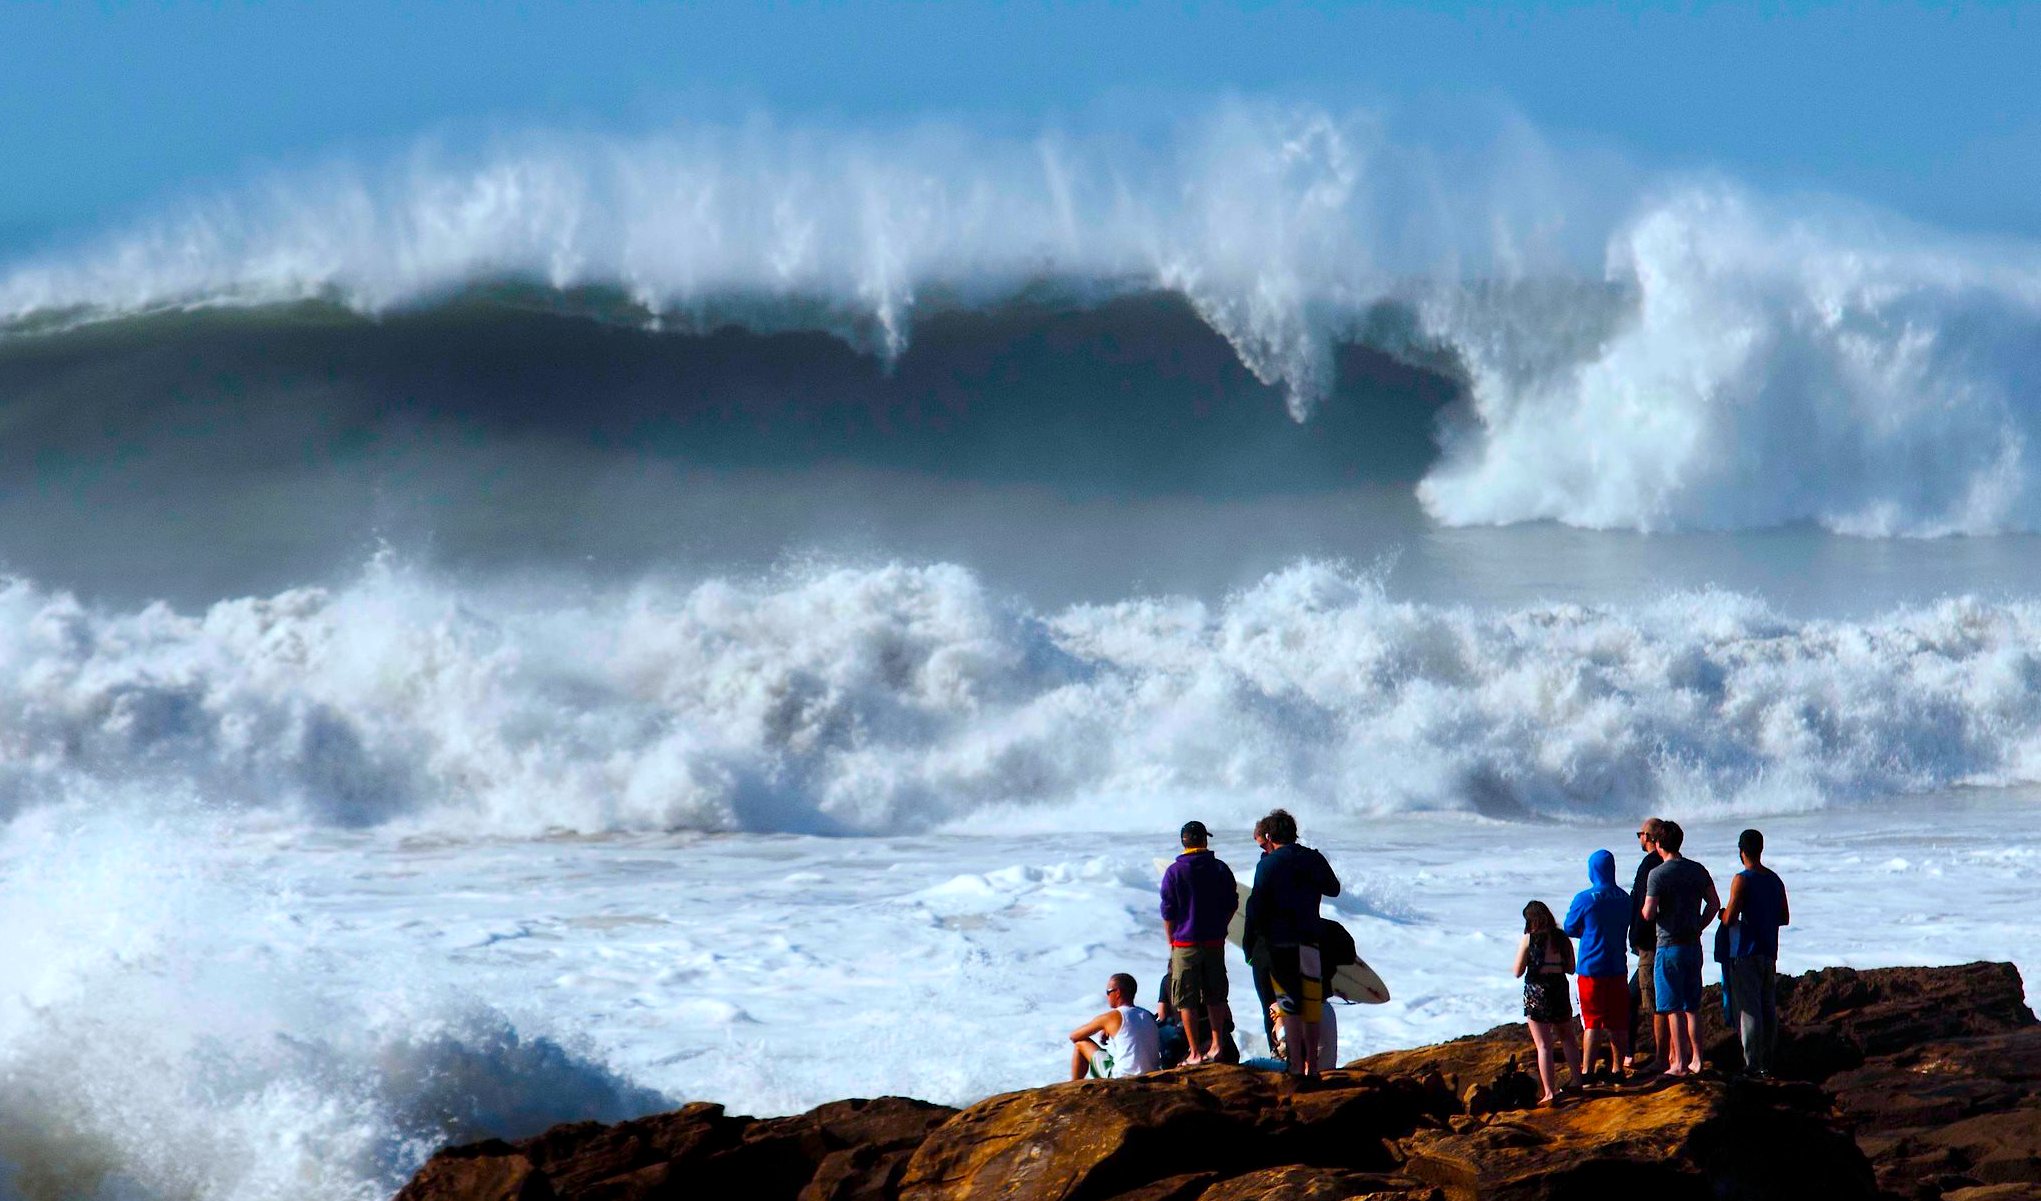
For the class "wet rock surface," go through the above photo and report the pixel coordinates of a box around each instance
[398,961,2040,1201]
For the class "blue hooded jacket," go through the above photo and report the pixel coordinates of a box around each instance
[1563,849,1631,979]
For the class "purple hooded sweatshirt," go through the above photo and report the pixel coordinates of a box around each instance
[1160,849,1238,945]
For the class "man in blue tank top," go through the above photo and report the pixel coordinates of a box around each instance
[1719,828,1790,1078]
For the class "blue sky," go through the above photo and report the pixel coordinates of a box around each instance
[3,2,2037,250]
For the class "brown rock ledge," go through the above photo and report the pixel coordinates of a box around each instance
[397,961,2040,1201]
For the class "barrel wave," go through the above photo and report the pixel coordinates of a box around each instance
[5,105,2041,536]
[6,100,2041,1201]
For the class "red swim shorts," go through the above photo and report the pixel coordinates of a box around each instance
[1577,974,1628,1030]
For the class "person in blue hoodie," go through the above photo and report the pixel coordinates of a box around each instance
[1159,820,1239,1065]
[1563,849,1632,1081]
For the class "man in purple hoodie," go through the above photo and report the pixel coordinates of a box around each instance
[1160,820,1239,1065]
[1563,849,1632,1080]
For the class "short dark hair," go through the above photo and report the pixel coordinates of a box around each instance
[1738,828,1764,856]
[1180,820,1210,847]
[1108,972,1138,1002]
[1257,809,1299,845]
[1658,820,1685,854]
[1641,816,1666,841]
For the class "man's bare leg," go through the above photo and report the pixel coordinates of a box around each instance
[1680,1013,1704,1074]
[1663,1016,1691,1076]
[1303,1020,1323,1078]
[1181,1009,1207,1065]
[1070,1040,1099,1081]
[1280,1014,1307,1075]
[1203,1003,1231,1062]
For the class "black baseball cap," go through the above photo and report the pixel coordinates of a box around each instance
[1180,820,1211,843]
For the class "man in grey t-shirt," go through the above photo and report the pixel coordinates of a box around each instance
[1640,821,1719,1076]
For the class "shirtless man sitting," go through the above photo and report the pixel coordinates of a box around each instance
[1067,972,1162,1080]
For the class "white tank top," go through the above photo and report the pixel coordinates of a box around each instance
[1108,1005,1161,1077]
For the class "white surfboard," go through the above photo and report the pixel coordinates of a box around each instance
[1154,857,1391,1004]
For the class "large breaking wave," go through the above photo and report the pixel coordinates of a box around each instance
[6,555,2041,836]
[5,104,2041,535]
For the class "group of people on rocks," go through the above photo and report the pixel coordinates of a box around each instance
[1068,809,1341,1082]
[1067,812,1790,1099]
[1518,816,1790,1103]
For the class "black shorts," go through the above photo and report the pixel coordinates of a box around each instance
[1261,942,1324,1024]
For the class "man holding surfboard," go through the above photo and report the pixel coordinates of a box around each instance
[1159,820,1238,1065]
[1242,809,1342,1078]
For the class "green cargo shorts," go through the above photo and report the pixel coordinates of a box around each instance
[1170,943,1229,1012]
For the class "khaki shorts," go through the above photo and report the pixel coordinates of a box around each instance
[1170,943,1229,1012]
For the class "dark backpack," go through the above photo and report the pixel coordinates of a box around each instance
[1320,916,1358,968]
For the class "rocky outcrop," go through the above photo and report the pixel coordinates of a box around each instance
[397,961,2041,1201]
[394,1096,957,1201]
[1348,960,2041,1200]
[1402,1077,1869,1200]
[1827,1029,2041,1198]
[1704,960,2037,1082]
[894,1070,1448,1201]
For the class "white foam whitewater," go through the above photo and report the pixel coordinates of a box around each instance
[4,789,2035,1201]
[7,555,2041,837]
[6,556,2041,1199]
[0,802,666,1201]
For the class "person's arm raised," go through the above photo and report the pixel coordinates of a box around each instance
[1562,895,1587,939]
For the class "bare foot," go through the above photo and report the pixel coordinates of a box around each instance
[1538,1093,1559,1107]
[1183,1053,1206,1066]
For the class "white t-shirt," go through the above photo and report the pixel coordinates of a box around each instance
[1107,1005,1161,1077]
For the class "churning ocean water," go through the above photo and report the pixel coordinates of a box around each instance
[3,103,2041,1200]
